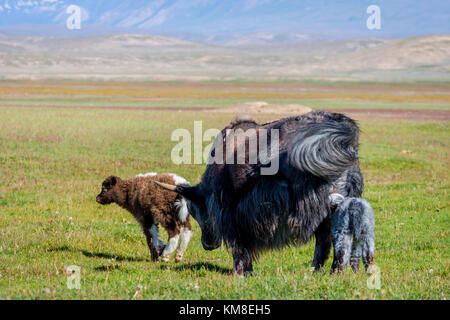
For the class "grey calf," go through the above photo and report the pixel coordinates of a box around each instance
[329,194,375,274]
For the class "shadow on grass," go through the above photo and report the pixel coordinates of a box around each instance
[94,264,123,272]
[47,245,72,252]
[81,250,147,262]
[48,246,231,274]
[47,245,147,262]
[173,262,232,275]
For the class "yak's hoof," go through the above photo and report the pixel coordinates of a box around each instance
[233,270,252,277]
[175,254,183,263]
[161,256,170,263]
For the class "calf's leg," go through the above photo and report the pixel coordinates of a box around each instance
[144,225,165,262]
[350,242,362,273]
[175,226,193,263]
[161,229,180,263]
[331,233,352,274]
[362,237,375,273]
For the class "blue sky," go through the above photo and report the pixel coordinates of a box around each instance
[0,0,449,39]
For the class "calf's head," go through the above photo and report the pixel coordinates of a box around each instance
[155,181,222,251]
[96,176,120,205]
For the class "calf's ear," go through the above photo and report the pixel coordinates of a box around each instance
[105,175,117,186]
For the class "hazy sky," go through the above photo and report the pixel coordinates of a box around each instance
[0,0,449,38]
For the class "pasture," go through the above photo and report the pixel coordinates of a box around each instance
[0,81,448,299]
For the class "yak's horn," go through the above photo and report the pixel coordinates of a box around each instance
[154,181,177,192]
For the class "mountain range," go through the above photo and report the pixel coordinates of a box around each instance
[0,33,448,81]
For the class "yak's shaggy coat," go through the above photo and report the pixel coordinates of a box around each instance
[156,111,364,276]
[96,173,192,263]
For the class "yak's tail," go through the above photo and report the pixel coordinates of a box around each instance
[288,113,359,181]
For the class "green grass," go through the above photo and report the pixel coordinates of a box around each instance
[1,96,449,110]
[0,90,449,300]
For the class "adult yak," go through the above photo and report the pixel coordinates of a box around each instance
[157,111,363,276]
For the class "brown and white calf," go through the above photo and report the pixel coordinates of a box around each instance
[96,172,193,263]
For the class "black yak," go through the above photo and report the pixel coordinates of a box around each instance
[157,111,363,276]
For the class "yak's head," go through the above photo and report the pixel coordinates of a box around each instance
[96,176,120,205]
[155,182,222,251]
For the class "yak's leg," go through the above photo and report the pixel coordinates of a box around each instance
[161,229,180,263]
[175,226,193,263]
[312,218,332,271]
[232,246,253,277]
[144,225,164,262]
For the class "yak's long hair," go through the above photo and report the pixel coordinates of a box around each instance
[288,117,359,181]
[228,175,331,256]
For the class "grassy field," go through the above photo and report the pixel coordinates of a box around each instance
[0,81,448,300]
[1,80,450,110]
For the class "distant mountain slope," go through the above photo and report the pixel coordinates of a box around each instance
[0,34,448,81]
[307,35,450,72]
